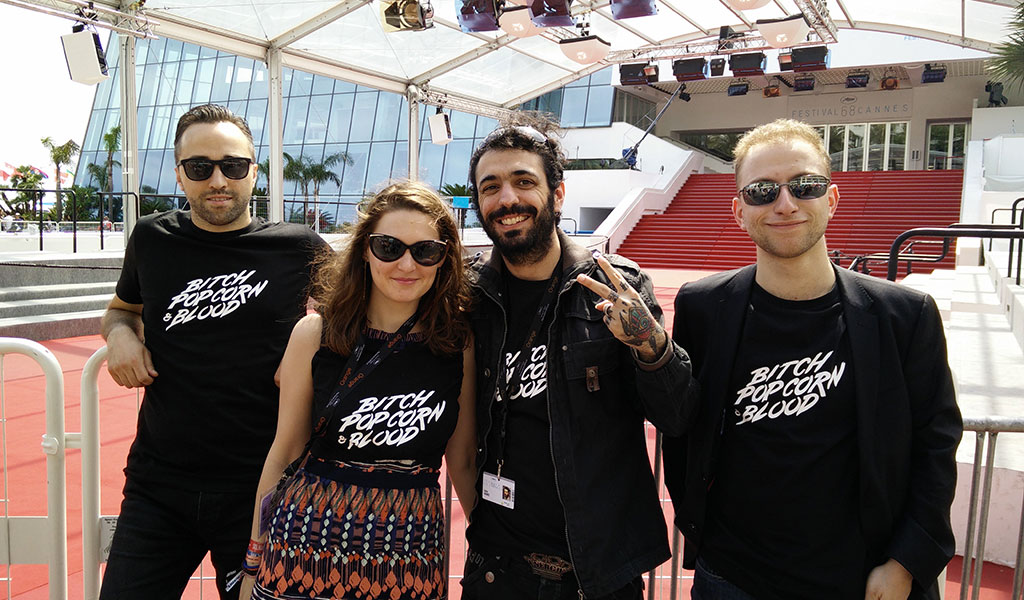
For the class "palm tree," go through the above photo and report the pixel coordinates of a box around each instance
[98,125,122,221]
[282,152,311,225]
[988,2,1024,90]
[306,152,351,233]
[41,137,80,220]
[8,166,44,216]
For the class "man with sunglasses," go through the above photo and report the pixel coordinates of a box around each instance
[99,104,327,600]
[663,118,961,600]
[461,114,698,600]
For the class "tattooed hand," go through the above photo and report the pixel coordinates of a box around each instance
[576,251,668,362]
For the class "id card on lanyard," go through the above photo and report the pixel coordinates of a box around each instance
[482,263,561,510]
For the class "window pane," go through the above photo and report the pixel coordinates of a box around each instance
[150,105,173,149]
[318,144,348,195]
[312,75,335,95]
[584,86,613,127]
[306,95,332,145]
[847,124,865,171]
[231,57,255,101]
[194,58,216,104]
[560,87,588,128]
[327,94,353,143]
[396,97,409,142]
[137,107,152,150]
[867,123,886,171]
[475,116,498,138]
[165,39,183,62]
[146,37,166,64]
[94,76,112,110]
[440,140,472,188]
[372,93,402,141]
[176,61,197,104]
[283,96,310,145]
[591,67,613,85]
[887,123,907,171]
[291,70,314,97]
[182,43,201,60]
[366,142,397,191]
[418,141,445,189]
[139,64,161,106]
[350,92,378,142]
[392,143,409,180]
[211,56,234,103]
[250,63,268,100]
[951,123,967,170]
[928,124,950,170]
[247,99,268,147]
[155,62,179,106]
[448,110,474,139]
[828,125,845,172]
[341,143,370,194]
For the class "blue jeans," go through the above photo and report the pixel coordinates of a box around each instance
[99,478,252,600]
[691,557,758,600]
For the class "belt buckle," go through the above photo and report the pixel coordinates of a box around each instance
[524,552,573,581]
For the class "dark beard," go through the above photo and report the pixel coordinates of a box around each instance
[481,191,559,266]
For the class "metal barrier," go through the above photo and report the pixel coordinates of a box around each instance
[886,228,1024,283]
[0,338,68,600]
[959,417,1024,600]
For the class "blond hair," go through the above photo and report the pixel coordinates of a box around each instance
[733,119,830,181]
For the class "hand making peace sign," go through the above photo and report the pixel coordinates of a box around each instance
[576,250,669,363]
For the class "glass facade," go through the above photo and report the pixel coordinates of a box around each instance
[818,121,910,172]
[75,37,622,228]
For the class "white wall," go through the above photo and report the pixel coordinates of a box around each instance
[971,105,1024,141]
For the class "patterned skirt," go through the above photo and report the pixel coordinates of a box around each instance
[252,458,446,600]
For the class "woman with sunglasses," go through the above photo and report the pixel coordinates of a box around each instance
[238,181,476,600]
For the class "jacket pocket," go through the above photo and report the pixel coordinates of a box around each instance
[563,337,621,387]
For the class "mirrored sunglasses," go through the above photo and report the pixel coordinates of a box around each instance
[481,125,549,147]
[177,157,253,181]
[368,233,448,267]
[739,175,831,206]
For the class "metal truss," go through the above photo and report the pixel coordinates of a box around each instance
[0,0,156,38]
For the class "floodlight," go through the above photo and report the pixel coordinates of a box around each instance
[723,0,770,10]
[718,25,740,51]
[846,70,870,88]
[778,51,793,71]
[673,58,707,82]
[643,63,659,81]
[609,0,656,19]
[763,84,780,98]
[790,46,829,72]
[921,63,947,84]
[559,35,610,64]
[678,84,691,102]
[727,81,749,96]
[729,52,765,77]
[529,0,574,27]
[793,75,815,91]
[619,63,651,85]
[457,0,499,32]
[498,5,539,36]
[986,81,1009,107]
[709,58,726,77]
[880,70,899,90]
[755,14,810,49]
[380,0,434,31]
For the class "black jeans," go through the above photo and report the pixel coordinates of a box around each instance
[690,557,758,600]
[460,549,644,600]
[99,478,252,600]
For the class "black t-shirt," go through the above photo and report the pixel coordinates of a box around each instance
[471,271,569,557]
[308,331,463,471]
[116,210,328,492]
[702,283,865,600]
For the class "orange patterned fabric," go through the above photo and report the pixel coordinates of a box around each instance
[252,466,446,600]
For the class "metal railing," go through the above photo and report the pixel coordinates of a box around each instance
[886,227,1024,283]
[0,338,69,600]
[959,417,1024,600]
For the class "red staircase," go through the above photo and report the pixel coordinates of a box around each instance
[617,170,965,276]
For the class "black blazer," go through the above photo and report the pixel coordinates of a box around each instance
[663,265,962,598]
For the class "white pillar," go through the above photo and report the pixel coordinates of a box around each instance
[119,34,139,240]
[267,47,285,223]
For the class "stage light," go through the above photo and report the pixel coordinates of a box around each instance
[609,0,656,20]
[718,25,741,51]
[846,70,870,88]
[729,52,765,77]
[880,70,899,90]
[727,80,749,96]
[778,51,793,71]
[921,63,947,84]
[643,63,659,82]
[762,84,780,98]
[709,58,726,77]
[678,85,691,102]
[380,0,434,31]
[529,0,574,27]
[620,63,651,85]
[790,46,829,72]
[723,0,771,10]
[673,58,707,82]
[559,35,610,64]
[986,81,1009,107]
[457,0,499,32]
[498,5,539,36]
[793,75,815,92]
[755,14,809,49]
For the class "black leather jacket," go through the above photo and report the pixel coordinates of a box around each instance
[467,232,699,597]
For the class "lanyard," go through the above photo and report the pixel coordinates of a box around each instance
[312,312,419,437]
[493,266,561,478]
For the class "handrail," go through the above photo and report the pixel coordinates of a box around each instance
[849,238,951,275]
[80,346,107,600]
[1008,198,1024,281]
[0,187,79,251]
[0,338,68,600]
[988,208,1021,251]
[886,228,1024,282]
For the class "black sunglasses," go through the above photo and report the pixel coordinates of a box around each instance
[177,157,253,181]
[739,175,831,206]
[368,233,448,267]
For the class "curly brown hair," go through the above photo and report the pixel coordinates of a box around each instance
[312,181,472,357]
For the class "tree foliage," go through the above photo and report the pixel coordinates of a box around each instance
[8,166,44,214]
[987,2,1024,90]
[41,136,81,219]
